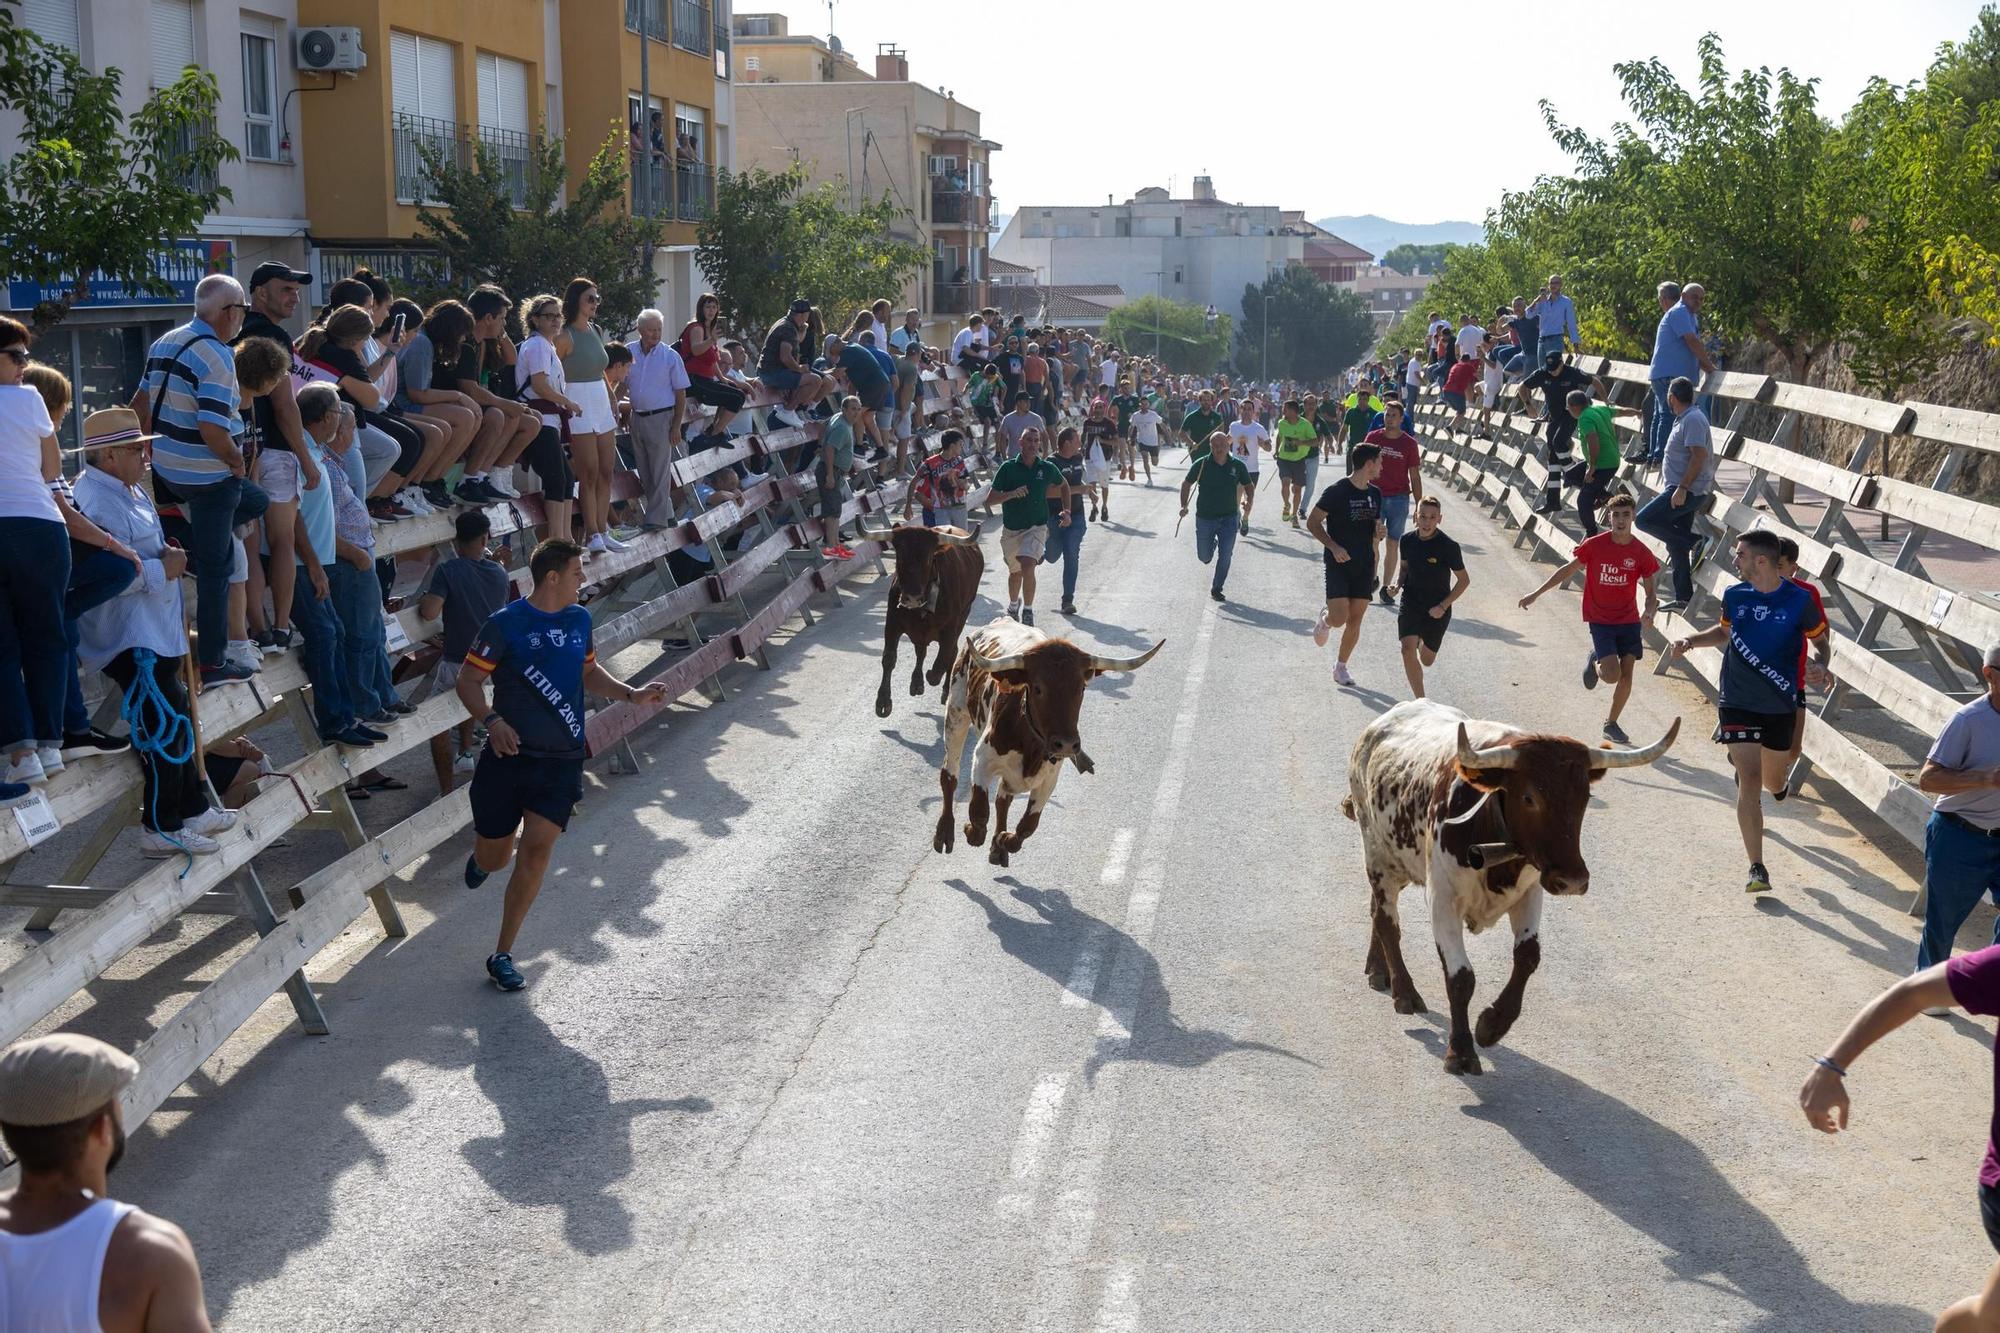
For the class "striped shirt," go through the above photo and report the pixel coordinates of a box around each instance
[138,318,240,488]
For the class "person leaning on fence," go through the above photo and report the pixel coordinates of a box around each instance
[817,395,866,561]
[287,385,380,752]
[1913,643,2000,983]
[70,409,243,856]
[1635,375,1715,611]
[0,1033,215,1332]
[515,293,583,546]
[1647,281,1714,465]
[758,300,826,429]
[1567,389,1623,538]
[624,309,691,531]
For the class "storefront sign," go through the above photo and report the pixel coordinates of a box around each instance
[7,239,234,310]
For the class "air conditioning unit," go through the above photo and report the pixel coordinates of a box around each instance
[294,26,366,73]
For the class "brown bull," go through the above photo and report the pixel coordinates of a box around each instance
[864,520,984,719]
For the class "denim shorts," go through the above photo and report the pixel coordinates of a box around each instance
[1380,492,1412,538]
[1589,621,1644,661]
[759,368,802,393]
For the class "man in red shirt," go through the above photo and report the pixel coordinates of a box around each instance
[1440,354,1480,438]
[1365,400,1422,609]
[1777,537,1832,777]
[1517,489,1660,742]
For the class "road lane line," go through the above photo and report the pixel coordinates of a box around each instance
[1099,828,1137,885]
[1090,1258,1144,1333]
[1061,828,1136,1008]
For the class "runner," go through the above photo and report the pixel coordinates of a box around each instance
[1129,396,1163,486]
[988,427,1069,625]
[1365,401,1422,608]
[1179,431,1254,602]
[1306,443,1387,687]
[1081,398,1119,519]
[1777,536,1832,776]
[1272,399,1318,529]
[1518,489,1660,742]
[1181,389,1225,462]
[1045,426,1088,615]
[1227,397,1270,536]
[458,539,670,990]
[1395,497,1470,699]
[1111,379,1144,483]
[1669,528,1829,894]
[904,428,972,529]
[1343,385,1382,449]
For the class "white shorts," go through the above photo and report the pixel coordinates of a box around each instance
[1482,366,1503,401]
[568,377,619,435]
[254,447,301,503]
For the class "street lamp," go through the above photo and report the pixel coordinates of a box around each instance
[1145,268,1166,360]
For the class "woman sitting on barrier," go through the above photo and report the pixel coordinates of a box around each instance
[391,297,491,503]
[677,292,747,447]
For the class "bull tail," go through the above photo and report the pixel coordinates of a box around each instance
[1340,796,1357,822]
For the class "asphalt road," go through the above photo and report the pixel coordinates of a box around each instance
[111,471,1996,1331]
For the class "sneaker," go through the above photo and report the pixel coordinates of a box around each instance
[4,752,46,786]
[1378,586,1398,609]
[1060,600,1077,615]
[351,723,389,743]
[1006,601,1021,621]
[464,853,491,889]
[1602,720,1631,745]
[61,729,130,759]
[329,726,378,748]
[257,626,297,655]
[453,748,479,775]
[1021,607,1035,626]
[422,482,454,510]
[140,828,220,857]
[486,951,526,991]
[600,530,629,554]
[367,497,411,522]
[1333,661,1355,687]
[1583,654,1599,691]
[226,642,263,675]
[199,660,256,689]
[1659,598,1688,614]
[1923,1006,1954,1018]
[1238,516,1250,537]
[1209,587,1226,602]
[182,806,240,836]
[386,697,418,716]
[586,532,609,554]
[396,486,433,515]
[769,405,804,428]
[1281,506,1294,522]
[1312,609,1331,648]
[0,780,32,808]
[820,544,853,561]
[1746,862,1773,894]
[455,477,496,505]
[488,468,521,499]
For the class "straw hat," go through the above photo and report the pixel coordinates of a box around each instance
[76,406,157,451]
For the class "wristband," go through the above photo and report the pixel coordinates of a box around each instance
[1812,1055,1848,1079]
[481,712,500,727]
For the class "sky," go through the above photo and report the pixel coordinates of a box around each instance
[745,0,1989,225]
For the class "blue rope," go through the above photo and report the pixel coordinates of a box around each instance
[119,649,196,877]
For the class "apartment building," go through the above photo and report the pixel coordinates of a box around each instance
[731,30,998,345]
[1,0,313,448]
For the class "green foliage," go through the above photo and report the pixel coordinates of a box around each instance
[696,162,929,336]
[1381,243,1458,276]
[1102,294,1231,374]
[1235,267,1376,384]
[0,3,236,332]
[1929,4,2000,113]
[411,128,660,335]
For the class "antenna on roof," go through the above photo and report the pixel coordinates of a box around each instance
[827,0,836,46]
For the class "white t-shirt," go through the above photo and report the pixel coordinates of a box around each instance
[1099,356,1120,388]
[1405,359,1423,388]
[0,384,61,522]
[1227,419,1269,472]
[515,335,569,429]
[364,336,397,405]
[950,327,980,361]
[1456,324,1485,359]
[1131,408,1163,447]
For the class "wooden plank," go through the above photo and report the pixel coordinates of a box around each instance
[1824,634,1962,736]
[731,568,821,653]
[1767,381,1914,436]
[1700,369,1775,404]
[120,787,475,1127]
[1732,436,1875,506]
[1796,713,1933,846]
[584,633,739,753]
[592,580,716,659]
[1905,400,2000,456]
[1867,475,2000,551]
[713,524,800,601]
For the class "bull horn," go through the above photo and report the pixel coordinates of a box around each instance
[969,649,1028,674]
[1456,722,1521,771]
[1588,716,1681,770]
[939,526,978,546]
[1086,639,1165,673]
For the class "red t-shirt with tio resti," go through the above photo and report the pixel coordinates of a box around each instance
[1365,429,1421,497]
[1574,532,1662,625]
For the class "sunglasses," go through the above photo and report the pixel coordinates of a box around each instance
[0,348,28,366]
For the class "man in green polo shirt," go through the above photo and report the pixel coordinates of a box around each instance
[1179,430,1254,602]
[1343,390,1384,446]
[989,426,1069,625]
[1568,388,1622,537]
[1180,389,1225,461]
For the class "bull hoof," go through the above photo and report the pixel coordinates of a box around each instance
[1392,990,1428,1015]
[1474,1008,1511,1048]
[1365,969,1390,994]
[1444,1049,1484,1077]
[874,693,891,719]
[909,675,924,697]
[926,665,947,685]
[964,822,987,847]
[932,821,954,854]
[988,844,1011,867]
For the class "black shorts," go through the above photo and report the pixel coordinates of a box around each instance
[1323,550,1378,600]
[523,425,578,502]
[975,401,1000,423]
[1277,456,1309,483]
[1138,443,1160,461]
[1714,707,1796,752]
[686,374,748,413]
[1589,621,1644,662]
[1398,601,1451,651]
[471,749,585,839]
[1981,1180,2000,1254]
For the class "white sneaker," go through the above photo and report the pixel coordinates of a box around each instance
[1924,1005,1954,1018]
[400,486,435,515]
[1312,609,1331,648]
[769,405,804,428]
[5,752,47,786]
[453,749,479,775]
[140,828,220,857]
[489,468,521,499]
[1333,661,1355,687]
[182,806,240,836]
[599,531,630,553]
[226,642,263,674]
[586,532,609,554]
[36,746,63,776]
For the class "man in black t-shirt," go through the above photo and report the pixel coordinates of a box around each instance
[1306,443,1387,687]
[756,299,825,426]
[1394,497,1470,698]
[1518,352,1603,513]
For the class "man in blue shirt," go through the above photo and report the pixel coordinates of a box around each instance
[1526,274,1579,361]
[1670,529,1828,895]
[1646,282,1715,463]
[457,538,671,991]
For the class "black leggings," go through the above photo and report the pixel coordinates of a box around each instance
[369,411,424,476]
[102,650,206,832]
[686,375,747,413]
[1572,464,1617,536]
[522,424,577,501]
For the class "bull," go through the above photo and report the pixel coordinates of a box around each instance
[934,616,1163,867]
[1342,699,1678,1075]
[862,520,984,719]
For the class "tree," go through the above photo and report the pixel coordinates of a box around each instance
[411,128,660,334]
[1381,243,1458,276]
[1101,294,1231,373]
[1234,267,1375,384]
[696,162,929,335]
[0,3,236,332]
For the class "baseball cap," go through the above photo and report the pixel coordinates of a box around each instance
[789,299,813,315]
[248,260,313,290]
[0,1033,138,1127]
[1544,349,1564,366]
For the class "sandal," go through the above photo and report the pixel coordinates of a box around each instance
[343,783,372,800]
[364,776,410,792]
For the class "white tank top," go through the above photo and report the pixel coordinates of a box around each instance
[1,1197,134,1332]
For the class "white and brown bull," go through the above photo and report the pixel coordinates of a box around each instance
[934,616,1163,867]
[1343,699,1678,1075]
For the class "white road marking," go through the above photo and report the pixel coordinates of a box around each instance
[1061,828,1136,1008]
[1090,1258,1144,1333]
[995,1070,1070,1215]
[1099,827,1137,885]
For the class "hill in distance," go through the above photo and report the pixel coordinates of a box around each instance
[1314,215,1483,261]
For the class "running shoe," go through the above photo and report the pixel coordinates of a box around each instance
[488,468,522,498]
[1378,586,1398,608]
[226,642,264,675]
[1333,661,1355,687]
[367,497,411,522]
[199,660,256,689]
[453,748,479,775]
[1006,602,1021,621]
[820,543,854,561]
[1745,862,1773,894]
[1061,600,1077,614]
[1312,609,1331,647]
[1282,506,1294,522]
[398,486,435,515]
[586,532,609,554]
[769,405,805,428]
[1021,608,1035,626]
[1209,588,1225,602]
[464,854,491,889]
[0,780,32,808]
[422,481,454,510]
[1583,653,1599,691]
[183,806,240,836]
[600,531,631,553]
[329,726,378,748]
[486,951,526,991]
[140,828,219,858]
[1658,599,1688,615]
[1602,720,1631,745]
[61,728,130,759]
[1238,516,1250,537]
[5,752,47,785]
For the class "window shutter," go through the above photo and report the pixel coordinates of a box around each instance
[418,37,455,120]
[478,53,528,132]
[477,53,497,128]
[149,0,197,89]
[390,31,418,115]
[20,0,80,52]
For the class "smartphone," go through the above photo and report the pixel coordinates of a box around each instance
[391,313,406,340]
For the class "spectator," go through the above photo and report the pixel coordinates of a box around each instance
[1454,312,1485,363]
[340,274,457,513]
[1913,642,2000,976]
[1568,389,1623,537]
[1527,273,1580,359]
[662,467,745,603]
[514,294,582,546]
[1364,401,1422,608]
[1402,348,1423,407]
[892,340,923,475]
[450,284,540,501]
[675,293,747,446]
[0,1034,214,1331]
[555,277,623,554]
[221,339,290,676]
[419,508,514,789]
[998,394,1045,463]
[1635,376,1715,610]
[1043,426,1089,615]
[237,261,320,654]
[301,303,427,520]
[129,275,270,687]
[905,428,971,530]
[758,300,826,428]
[322,391,413,733]
[1440,354,1480,437]
[288,385,381,749]
[951,314,988,373]
[397,298,502,503]
[70,408,243,853]
[967,364,1003,453]
[1502,295,1539,379]
[625,308,691,530]
[816,396,863,561]
[0,321,72,789]
[889,308,924,354]
[1646,281,1715,465]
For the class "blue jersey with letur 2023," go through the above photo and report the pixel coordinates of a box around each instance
[464,600,596,759]
[1718,579,1825,714]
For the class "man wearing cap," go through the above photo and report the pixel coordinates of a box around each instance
[0,1033,212,1331]
[757,300,825,428]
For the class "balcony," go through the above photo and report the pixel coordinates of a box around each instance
[625,0,668,41]
[478,125,533,209]
[675,163,714,221]
[930,185,985,229]
[932,283,976,316]
[393,113,466,204]
[714,22,730,78]
[166,117,219,196]
[673,0,712,55]
[631,159,713,222]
